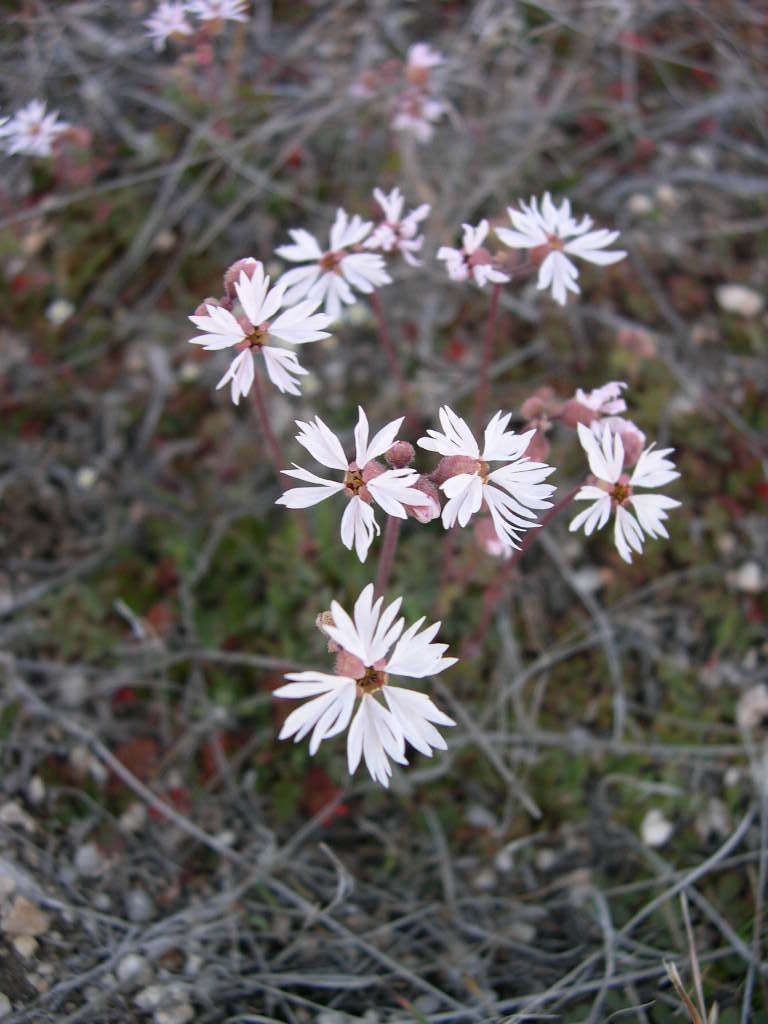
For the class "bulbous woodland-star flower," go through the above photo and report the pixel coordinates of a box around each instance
[569,422,681,564]
[364,187,430,266]
[418,406,556,549]
[274,584,457,787]
[144,2,193,50]
[276,209,392,322]
[0,100,69,157]
[437,221,510,288]
[276,407,430,561]
[187,0,249,21]
[188,261,331,401]
[495,193,626,305]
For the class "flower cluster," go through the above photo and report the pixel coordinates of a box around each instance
[184,179,680,788]
[0,100,69,158]
[145,0,248,51]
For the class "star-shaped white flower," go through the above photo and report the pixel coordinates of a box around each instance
[276,407,430,561]
[275,209,392,322]
[569,422,681,564]
[187,0,249,22]
[574,381,627,416]
[406,42,445,72]
[144,1,193,51]
[363,187,430,266]
[274,584,457,787]
[188,261,331,401]
[495,192,626,305]
[0,100,69,157]
[418,406,557,549]
[437,220,510,288]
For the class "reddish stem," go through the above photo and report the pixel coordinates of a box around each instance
[251,367,286,475]
[371,290,408,395]
[375,515,401,596]
[462,486,580,658]
[474,282,502,432]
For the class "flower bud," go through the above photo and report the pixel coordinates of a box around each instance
[385,441,415,468]
[223,257,259,299]
[561,398,598,429]
[194,297,221,318]
[524,428,550,463]
[405,477,441,523]
[431,454,479,485]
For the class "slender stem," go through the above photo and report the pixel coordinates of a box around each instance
[375,515,401,596]
[474,282,502,433]
[251,366,286,477]
[462,486,580,658]
[371,290,408,395]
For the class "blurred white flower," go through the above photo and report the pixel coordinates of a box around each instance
[274,584,457,787]
[0,100,69,157]
[144,2,193,51]
[187,0,249,22]
[391,91,447,143]
[418,406,556,549]
[188,261,331,401]
[406,42,444,73]
[364,187,430,267]
[276,209,392,322]
[437,220,510,288]
[641,808,673,847]
[575,381,627,416]
[495,193,626,305]
[569,422,681,564]
[45,299,75,326]
[276,407,430,561]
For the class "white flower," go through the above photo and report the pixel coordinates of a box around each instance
[144,1,193,51]
[391,91,447,143]
[437,221,510,288]
[275,209,392,322]
[574,381,627,416]
[495,193,627,305]
[406,42,444,71]
[187,0,249,22]
[188,261,331,401]
[274,584,457,787]
[0,100,69,157]
[569,422,681,564]
[276,407,430,561]
[418,406,556,549]
[364,187,430,267]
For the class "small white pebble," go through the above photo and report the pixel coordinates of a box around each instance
[75,466,98,490]
[737,685,768,731]
[13,935,38,959]
[125,888,155,924]
[155,1004,194,1024]
[117,953,151,987]
[119,801,148,835]
[641,808,674,847]
[0,801,36,833]
[627,193,653,215]
[655,184,680,207]
[60,671,88,707]
[728,561,764,594]
[471,867,497,891]
[178,361,200,383]
[0,993,11,1018]
[716,284,764,318]
[27,776,45,805]
[74,843,105,878]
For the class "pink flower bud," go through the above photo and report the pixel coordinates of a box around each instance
[406,477,441,523]
[561,399,598,429]
[385,440,415,469]
[432,454,479,485]
[524,428,550,462]
[223,258,259,299]
[194,296,221,317]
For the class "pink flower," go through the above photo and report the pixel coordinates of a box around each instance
[276,209,391,322]
[569,423,681,564]
[274,584,457,787]
[418,406,556,550]
[188,261,331,401]
[276,407,431,562]
[364,187,430,267]
[437,221,510,288]
[495,193,626,305]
